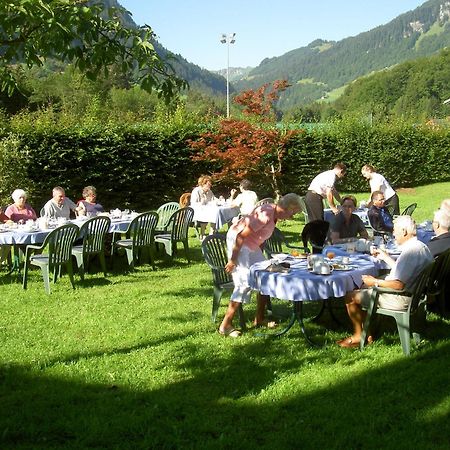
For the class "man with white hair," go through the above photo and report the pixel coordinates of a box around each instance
[427,209,450,257]
[337,215,433,348]
[42,186,78,219]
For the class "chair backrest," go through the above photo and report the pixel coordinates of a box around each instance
[386,204,396,217]
[156,202,180,230]
[401,203,417,216]
[179,193,191,208]
[166,207,194,241]
[128,211,159,247]
[79,215,111,254]
[43,223,80,265]
[255,197,274,207]
[409,261,435,314]
[264,227,285,257]
[298,196,309,223]
[428,248,450,297]
[201,233,232,287]
[301,220,330,253]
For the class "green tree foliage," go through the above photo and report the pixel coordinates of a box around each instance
[0,0,186,101]
[334,48,450,120]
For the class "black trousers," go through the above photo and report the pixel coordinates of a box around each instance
[305,191,324,222]
[385,193,400,215]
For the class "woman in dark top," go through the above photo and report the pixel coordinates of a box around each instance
[77,186,104,217]
[330,195,369,244]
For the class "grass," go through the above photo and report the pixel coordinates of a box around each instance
[1,182,450,449]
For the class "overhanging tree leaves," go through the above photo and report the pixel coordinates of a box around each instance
[0,0,187,102]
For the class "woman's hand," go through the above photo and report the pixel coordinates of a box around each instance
[225,260,236,273]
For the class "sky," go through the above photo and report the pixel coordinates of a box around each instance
[119,0,427,71]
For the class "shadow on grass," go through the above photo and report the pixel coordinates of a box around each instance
[2,334,450,448]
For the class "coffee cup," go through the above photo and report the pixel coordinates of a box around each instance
[342,256,350,265]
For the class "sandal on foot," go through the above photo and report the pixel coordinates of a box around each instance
[337,337,360,348]
[218,327,241,338]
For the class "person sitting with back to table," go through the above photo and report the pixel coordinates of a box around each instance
[367,190,394,233]
[329,195,369,244]
[42,186,79,219]
[5,189,37,223]
[77,185,104,217]
[219,193,303,337]
[361,164,399,215]
[337,215,433,348]
[427,209,450,257]
[305,162,346,222]
[228,179,258,216]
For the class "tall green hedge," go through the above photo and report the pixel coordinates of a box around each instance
[1,119,449,211]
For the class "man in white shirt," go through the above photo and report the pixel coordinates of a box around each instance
[337,215,433,348]
[361,164,399,215]
[305,162,346,221]
[42,186,78,219]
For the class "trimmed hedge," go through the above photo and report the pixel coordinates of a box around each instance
[1,119,449,211]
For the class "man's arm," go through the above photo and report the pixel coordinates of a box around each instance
[327,188,339,214]
[362,274,405,291]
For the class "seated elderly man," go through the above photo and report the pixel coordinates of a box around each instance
[367,190,394,233]
[329,195,369,244]
[219,193,302,337]
[427,209,450,257]
[337,215,433,348]
[42,186,78,219]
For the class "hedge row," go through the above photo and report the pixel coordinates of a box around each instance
[1,120,449,211]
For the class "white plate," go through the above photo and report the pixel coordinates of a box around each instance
[271,253,289,261]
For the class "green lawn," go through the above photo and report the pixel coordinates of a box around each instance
[1,182,449,449]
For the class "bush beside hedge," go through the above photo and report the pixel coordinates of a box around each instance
[1,120,449,211]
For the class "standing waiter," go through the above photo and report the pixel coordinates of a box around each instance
[305,162,346,221]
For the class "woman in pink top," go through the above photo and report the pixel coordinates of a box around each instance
[5,189,37,223]
[219,193,303,337]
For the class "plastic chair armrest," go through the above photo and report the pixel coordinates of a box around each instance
[373,286,411,296]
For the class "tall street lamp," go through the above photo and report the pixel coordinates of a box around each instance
[220,32,236,118]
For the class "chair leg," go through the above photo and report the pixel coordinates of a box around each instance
[41,265,51,294]
[74,253,84,281]
[360,297,377,350]
[212,287,223,322]
[182,241,190,263]
[238,304,246,330]
[66,262,76,290]
[22,258,30,290]
[396,316,411,356]
[99,252,107,277]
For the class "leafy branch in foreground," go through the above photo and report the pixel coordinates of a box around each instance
[0,0,187,102]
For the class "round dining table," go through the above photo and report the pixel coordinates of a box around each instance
[249,254,378,343]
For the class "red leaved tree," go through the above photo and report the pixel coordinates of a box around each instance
[189,80,298,198]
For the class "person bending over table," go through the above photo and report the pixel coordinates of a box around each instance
[219,193,303,337]
[77,185,104,217]
[228,179,258,215]
[329,195,369,244]
[367,190,394,233]
[190,175,218,240]
[305,162,346,222]
[427,209,450,257]
[4,189,37,223]
[42,186,80,219]
[361,164,399,215]
[337,215,433,348]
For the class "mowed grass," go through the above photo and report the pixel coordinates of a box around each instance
[1,182,450,449]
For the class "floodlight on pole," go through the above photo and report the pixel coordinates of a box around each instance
[220,33,236,117]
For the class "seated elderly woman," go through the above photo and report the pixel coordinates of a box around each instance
[4,189,37,223]
[77,185,104,217]
[329,195,369,244]
[190,175,218,240]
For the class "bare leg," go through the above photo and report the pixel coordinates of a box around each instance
[219,300,241,332]
[200,222,207,239]
[209,222,216,235]
[343,291,366,342]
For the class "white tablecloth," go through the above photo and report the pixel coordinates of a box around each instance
[0,218,132,245]
[249,255,377,302]
[192,204,240,229]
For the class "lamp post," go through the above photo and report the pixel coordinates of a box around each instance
[220,32,236,118]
